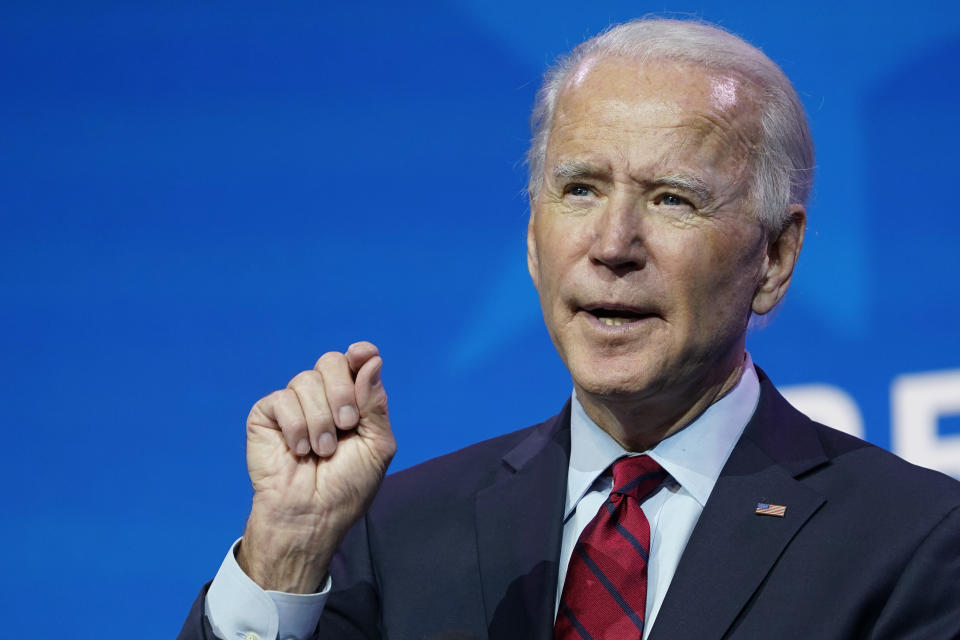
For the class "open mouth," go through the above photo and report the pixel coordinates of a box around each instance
[582,306,654,327]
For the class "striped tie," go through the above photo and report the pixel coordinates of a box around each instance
[555,455,667,640]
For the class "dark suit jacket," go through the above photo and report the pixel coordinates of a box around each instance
[180,371,960,639]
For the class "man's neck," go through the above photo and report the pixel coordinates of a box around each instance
[576,356,747,452]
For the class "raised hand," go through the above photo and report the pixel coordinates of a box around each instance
[237,341,396,593]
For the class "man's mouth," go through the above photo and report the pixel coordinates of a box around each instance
[581,305,654,326]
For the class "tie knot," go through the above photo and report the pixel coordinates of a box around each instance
[611,455,666,501]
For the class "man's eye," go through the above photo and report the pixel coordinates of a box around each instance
[566,184,592,197]
[658,193,690,207]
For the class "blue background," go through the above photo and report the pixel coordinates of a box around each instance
[2,2,959,637]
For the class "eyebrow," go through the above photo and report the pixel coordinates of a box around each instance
[552,160,610,181]
[653,173,714,202]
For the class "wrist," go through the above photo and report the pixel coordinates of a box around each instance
[238,512,335,593]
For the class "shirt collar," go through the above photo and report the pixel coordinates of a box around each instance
[565,354,761,520]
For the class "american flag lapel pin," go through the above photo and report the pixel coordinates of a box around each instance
[755,502,786,517]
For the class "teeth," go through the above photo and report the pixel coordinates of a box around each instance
[600,317,630,326]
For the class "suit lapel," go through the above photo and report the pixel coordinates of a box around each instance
[475,402,571,640]
[649,375,828,640]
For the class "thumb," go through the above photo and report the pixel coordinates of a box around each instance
[355,355,389,421]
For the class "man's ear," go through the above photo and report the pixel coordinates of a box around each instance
[527,198,540,289]
[752,204,806,315]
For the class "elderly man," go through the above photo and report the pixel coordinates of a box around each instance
[180,18,960,640]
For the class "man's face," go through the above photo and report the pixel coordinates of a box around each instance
[528,56,772,405]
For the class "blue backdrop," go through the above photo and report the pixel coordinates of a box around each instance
[2,2,959,637]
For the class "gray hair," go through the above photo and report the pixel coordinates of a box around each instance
[527,18,814,231]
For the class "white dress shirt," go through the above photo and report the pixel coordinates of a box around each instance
[206,357,760,640]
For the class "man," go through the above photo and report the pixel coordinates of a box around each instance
[180,18,960,640]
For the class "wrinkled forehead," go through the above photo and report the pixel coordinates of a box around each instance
[552,55,764,161]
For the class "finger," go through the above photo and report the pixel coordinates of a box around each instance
[260,388,311,456]
[288,370,338,457]
[345,341,379,376]
[314,351,361,430]
[355,355,389,423]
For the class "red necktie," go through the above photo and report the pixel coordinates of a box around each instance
[555,455,667,640]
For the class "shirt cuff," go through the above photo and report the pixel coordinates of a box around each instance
[205,538,331,640]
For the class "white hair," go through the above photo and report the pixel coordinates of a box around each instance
[527,18,814,231]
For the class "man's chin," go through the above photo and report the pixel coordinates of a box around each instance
[570,366,667,404]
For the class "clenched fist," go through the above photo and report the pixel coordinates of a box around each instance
[237,341,396,593]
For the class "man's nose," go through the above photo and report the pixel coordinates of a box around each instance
[588,197,646,274]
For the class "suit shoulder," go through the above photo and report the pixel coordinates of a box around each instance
[755,369,960,505]
[808,419,960,512]
[814,419,957,483]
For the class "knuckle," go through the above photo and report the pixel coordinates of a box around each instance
[276,388,298,404]
[315,351,344,369]
[283,415,307,433]
[264,388,286,402]
[325,381,356,402]
[314,402,334,421]
[370,385,389,409]
[255,389,287,412]
[288,369,319,388]
[304,408,334,433]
